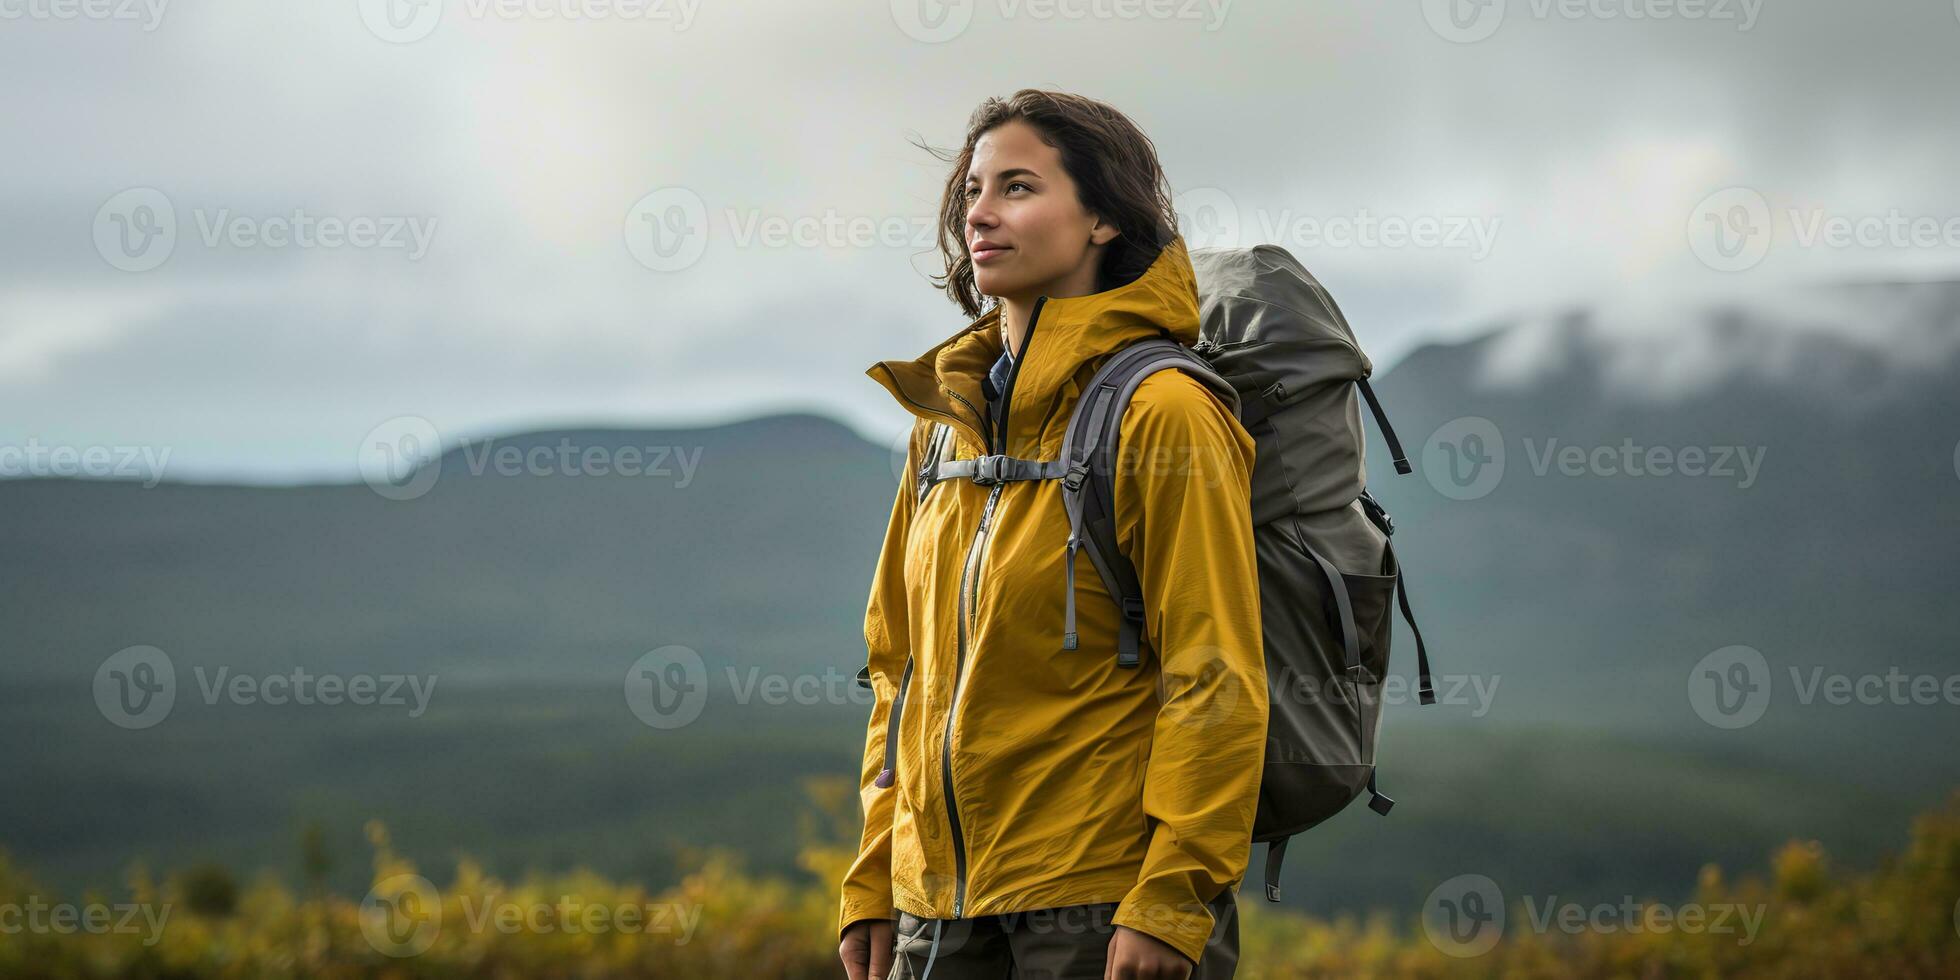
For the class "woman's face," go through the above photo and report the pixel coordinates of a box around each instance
[963,119,1116,305]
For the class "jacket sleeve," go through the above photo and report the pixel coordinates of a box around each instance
[836,421,923,942]
[1106,371,1267,966]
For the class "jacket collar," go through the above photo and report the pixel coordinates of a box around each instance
[867,234,1201,455]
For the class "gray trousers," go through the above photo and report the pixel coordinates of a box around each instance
[888,888,1239,980]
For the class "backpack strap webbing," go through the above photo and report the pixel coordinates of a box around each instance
[1355,377,1412,475]
[1264,837,1289,902]
[926,455,1068,486]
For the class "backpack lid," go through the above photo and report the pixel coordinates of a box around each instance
[1190,244,1374,393]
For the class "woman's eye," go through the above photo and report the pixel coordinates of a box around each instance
[964,182,1031,200]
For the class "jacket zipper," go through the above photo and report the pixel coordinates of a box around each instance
[991,295,1048,456]
[941,295,1045,919]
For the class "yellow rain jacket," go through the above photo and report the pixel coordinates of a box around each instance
[838,236,1268,965]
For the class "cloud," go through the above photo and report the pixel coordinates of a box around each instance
[2,0,1956,478]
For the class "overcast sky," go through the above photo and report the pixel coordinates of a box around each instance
[3,0,1957,482]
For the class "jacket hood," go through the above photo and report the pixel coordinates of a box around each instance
[868,235,1202,454]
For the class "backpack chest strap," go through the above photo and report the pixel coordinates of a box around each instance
[925,454,1068,487]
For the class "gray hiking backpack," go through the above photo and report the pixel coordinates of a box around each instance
[873,243,1438,903]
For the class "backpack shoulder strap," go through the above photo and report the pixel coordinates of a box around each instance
[1058,337,1239,667]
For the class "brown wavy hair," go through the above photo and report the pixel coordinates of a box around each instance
[913,89,1178,319]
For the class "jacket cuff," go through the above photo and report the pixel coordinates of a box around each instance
[1110,879,1217,967]
[837,886,897,942]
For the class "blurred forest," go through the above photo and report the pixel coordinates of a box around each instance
[3,780,1958,978]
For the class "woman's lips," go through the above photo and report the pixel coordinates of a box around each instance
[973,246,1011,263]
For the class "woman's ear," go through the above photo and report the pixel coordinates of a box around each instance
[1089,221,1120,247]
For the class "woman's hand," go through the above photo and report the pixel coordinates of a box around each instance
[1104,924,1193,979]
[839,918,895,980]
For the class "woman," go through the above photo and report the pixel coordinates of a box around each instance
[838,89,1267,980]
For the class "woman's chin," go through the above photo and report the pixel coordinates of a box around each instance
[973,271,1019,300]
